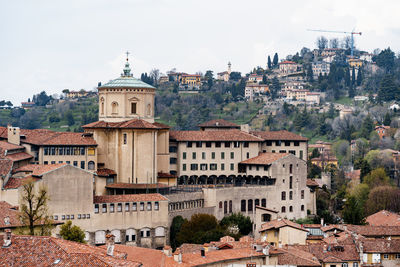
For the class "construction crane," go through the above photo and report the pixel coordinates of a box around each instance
[307,29,362,57]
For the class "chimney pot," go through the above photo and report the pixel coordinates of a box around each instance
[3,229,12,247]
[105,234,115,256]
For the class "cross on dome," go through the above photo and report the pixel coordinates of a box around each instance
[122,51,133,77]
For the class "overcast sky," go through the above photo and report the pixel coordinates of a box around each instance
[1,0,400,104]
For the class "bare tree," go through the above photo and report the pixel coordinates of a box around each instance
[341,36,352,49]
[150,69,160,86]
[316,36,328,50]
[20,179,51,235]
[329,38,339,48]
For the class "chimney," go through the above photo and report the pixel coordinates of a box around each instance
[3,229,12,247]
[323,244,327,253]
[359,242,364,263]
[173,248,182,263]
[163,245,172,257]
[320,218,324,226]
[105,234,115,256]
[7,125,20,146]
[262,245,270,256]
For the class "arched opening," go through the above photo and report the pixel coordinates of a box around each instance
[88,161,95,170]
[95,230,106,244]
[111,102,119,114]
[126,229,136,242]
[111,229,121,243]
[100,97,105,115]
[147,103,152,116]
[155,227,165,237]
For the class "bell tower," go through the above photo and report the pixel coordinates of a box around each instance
[98,52,156,123]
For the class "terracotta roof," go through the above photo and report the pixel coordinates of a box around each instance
[304,224,323,228]
[306,243,360,263]
[3,175,40,189]
[83,119,162,130]
[4,152,33,162]
[279,61,297,64]
[361,239,400,253]
[93,193,168,203]
[240,152,289,165]
[197,119,240,128]
[274,246,321,266]
[96,168,117,177]
[0,235,140,267]
[0,159,13,177]
[14,163,67,177]
[0,129,97,146]
[111,244,166,267]
[260,219,309,232]
[158,172,176,178]
[0,126,7,137]
[366,210,400,226]
[170,130,263,142]
[0,141,24,150]
[307,235,324,240]
[152,122,171,129]
[307,179,319,187]
[347,225,400,237]
[105,183,170,189]
[345,169,360,180]
[251,130,308,141]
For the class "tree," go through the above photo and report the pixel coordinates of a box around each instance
[329,38,339,48]
[32,91,52,106]
[342,195,365,225]
[270,77,280,99]
[267,55,272,69]
[383,112,391,126]
[351,67,356,85]
[310,148,321,159]
[65,111,75,126]
[229,72,241,81]
[363,168,391,188]
[62,89,70,94]
[356,68,362,86]
[374,47,395,73]
[20,179,51,235]
[59,220,86,243]
[170,216,186,250]
[360,115,374,138]
[220,213,252,236]
[204,70,214,88]
[354,158,371,182]
[262,75,268,84]
[348,85,355,98]
[149,69,160,86]
[316,36,328,50]
[378,74,399,102]
[365,186,400,215]
[273,53,279,66]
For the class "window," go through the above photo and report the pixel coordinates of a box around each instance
[140,202,144,211]
[155,202,159,210]
[78,214,81,219]
[70,215,74,220]
[110,204,115,213]
[289,150,296,155]
[211,152,215,159]
[224,141,230,148]
[94,204,99,213]
[187,142,192,148]
[301,190,304,199]
[300,150,303,160]
[88,161,95,170]
[284,141,290,146]
[66,147,71,155]
[147,103,151,116]
[289,176,293,189]
[88,147,95,155]
[233,141,239,148]
[221,152,225,159]
[244,142,249,148]
[281,192,286,200]
[54,215,58,220]
[341,264,348,267]
[206,142,212,148]
[123,133,127,144]
[279,150,286,153]
[102,204,107,213]
[125,203,130,212]
[221,163,225,171]
[396,254,400,259]
[80,147,85,155]
[353,263,358,267]
[62,215,65,220]
[289,164,293,174]
[73,161,78,167]
[169,146,177,153]
[147,202,152,211]
[210,164,217,170]
[44,147,49,155]
[183,152,186,159]
[294,141,300,146]
[132,203,137,211]
[51,161,56,164]
[192,152,196,159]
[170,158,177,164]
[301,205,304,211]
[248,199,253,212]
[383,254,388,259]
[276,141,281,146]
[190,164,198,171]
[229,200,232,213]
[281,206,286,213]
[196,141,202,148]
[289,206,293,212]
[241,200,246,212]
[182,164,186,171]
[224,201,227,214]
[262,214,271,222]
[219,201,223,209]
[272,150,275,153]
[230,163,234,171]
[202,152,206,160]
[131,102,137,114]
[261,199,266,207]
[266,141,272,146]
[80,161,85,169]
[200,164,207,171]
[230,152,234,159]
[59,148,64,155]
[66,161,70,164]
[215,142,221,147]
[255,199,260,207]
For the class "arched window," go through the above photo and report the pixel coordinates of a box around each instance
[241,200,246,212]
[224,201,227,214]
[248,199,253,212]
[111,229,121,243]
[111,102,119,114]
[229,200,232,213]
[301,205,305,211]
[155,227,165,237]
[219,201,222,209]
[289,206,293,212]
[281,206,286,213]
[147,103,151,116]
[281,191,286,201]
[100,97,105,115]
[261,199,266,207]
[140,228,151,238]
[126,229,136,242]
[88,161,95,170]
[255,199,260,207]
[95,230,105,244]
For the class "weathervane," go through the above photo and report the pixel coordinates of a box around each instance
[126,51,130,62]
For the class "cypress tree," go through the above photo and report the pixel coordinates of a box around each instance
[356,68,362,86]
[273,53,279,66]
[267,56,272,69]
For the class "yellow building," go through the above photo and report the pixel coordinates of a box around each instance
[348,58,363,68]
[180,74,202,86]
[361,239,400,266]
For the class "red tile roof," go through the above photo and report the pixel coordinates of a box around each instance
[306,243,360,263]
[272,246,321,266]
[0,128,97,146]
[158,172,176,178]
[197,119,240,128]
[0,159,13,177]
[0,141,24,150]
[105,183,170,189]
[93,193,168,203]
[4,152,33,162]
[83,119,162,130]
[14,163,67,176]
[279,60,297,64]
[112,244,167,267]
[0,235,140,267]
[96,168,117,177]
[347,225,400,237]
[170,130,262,142]
[251,130,308,141]
[260,219,309,232]
[361,239,400,253]
[240,152,289,165]
[366,210,400,226]
[3,175,40,189]
[307,179,320,187]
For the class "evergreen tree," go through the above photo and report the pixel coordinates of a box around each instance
[59,221,85,243]
[348,85,355,98]
[351,67,356,85]
[345,68,351,87]
[267,56,272,69]
[307,64,314,82]
[356,68,362,86]
[262,75,268,84]
[374,47,395,73]
[270,77,280,99]
[328,103,335,119]
[273,53,279,66]
[383,112,391,126]
[378,74,399,102]
[360,115,374,138]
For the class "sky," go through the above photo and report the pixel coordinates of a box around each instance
[1,0,400,104]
